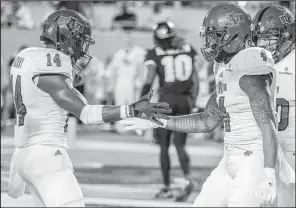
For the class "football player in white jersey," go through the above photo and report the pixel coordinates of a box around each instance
[8,9,171,207]
[120,3,295,206]
[251,5,295,207]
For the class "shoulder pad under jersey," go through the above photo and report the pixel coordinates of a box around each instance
[22,48,73,79]
[232,47,275,77]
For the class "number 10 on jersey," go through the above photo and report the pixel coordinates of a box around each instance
[161,54,193,82]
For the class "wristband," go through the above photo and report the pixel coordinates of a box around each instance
[120,105,131,119]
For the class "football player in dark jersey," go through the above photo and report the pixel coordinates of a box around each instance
[141,21,199,202]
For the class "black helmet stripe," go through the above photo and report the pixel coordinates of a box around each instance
[258,6,271,23]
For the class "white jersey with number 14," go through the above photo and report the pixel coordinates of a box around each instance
[10,47,74,149]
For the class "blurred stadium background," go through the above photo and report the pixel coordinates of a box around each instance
[1,1,295,207]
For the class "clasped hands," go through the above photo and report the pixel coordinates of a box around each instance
[128,89,171,126]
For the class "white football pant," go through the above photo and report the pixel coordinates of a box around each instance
[192,143,264,207]
[277,149,295,207]
[8,144,84,207]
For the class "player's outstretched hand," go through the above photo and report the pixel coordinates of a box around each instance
[120,118,160,131]
[129,89,172,125]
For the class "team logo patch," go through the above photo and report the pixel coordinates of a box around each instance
[56,16,69,25]
[218,12,245,28]
[244,150,253,156]
[54,150,62,156]
[279,12,294,25]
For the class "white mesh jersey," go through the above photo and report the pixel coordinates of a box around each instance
[10,47,74,149]
[214,47,276,145]
[275,49,295,151]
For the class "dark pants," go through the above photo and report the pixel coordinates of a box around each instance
[154,92,193,186]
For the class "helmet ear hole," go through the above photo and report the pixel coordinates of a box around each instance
[70,31,75,37]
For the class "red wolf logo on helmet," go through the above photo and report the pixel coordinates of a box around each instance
[279,12,294,25]
[218,12,245,28]
[56,16,85,34]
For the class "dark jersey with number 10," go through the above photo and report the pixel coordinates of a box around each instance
[145,44,197,95]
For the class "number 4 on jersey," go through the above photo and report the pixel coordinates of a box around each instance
[10,75,27,126]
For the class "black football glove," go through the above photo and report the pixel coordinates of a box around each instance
[128,90,172,125]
